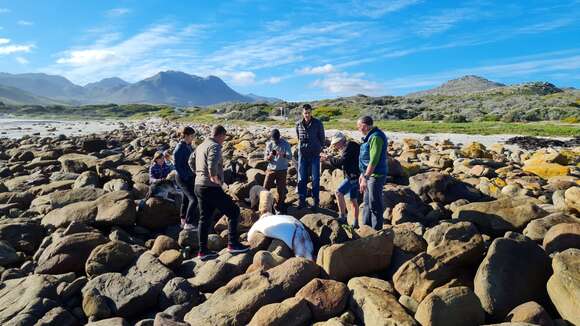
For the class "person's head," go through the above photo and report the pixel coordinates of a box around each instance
[212,125,227,144]
[180,126,195,144]
[301,104,313,123]
[153,152,164,165]
[162,150,172,161]
[271,129,281,143]
[330,132,347,150]
[357,116,374,135]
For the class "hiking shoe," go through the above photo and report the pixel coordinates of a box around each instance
[183,223,198,231]
[228,242,250,254]
[197,249,218,261]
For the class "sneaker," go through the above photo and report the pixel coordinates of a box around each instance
[197,249,218,261]
[227,242,250,254]
[183,223,198,231]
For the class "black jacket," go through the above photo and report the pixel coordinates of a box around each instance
[329,141,360,180]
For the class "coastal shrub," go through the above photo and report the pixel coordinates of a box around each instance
[562,116,579,123]
[443,114,468,123]
[313,106,341,118]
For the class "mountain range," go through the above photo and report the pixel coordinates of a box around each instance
[0,71,280,106]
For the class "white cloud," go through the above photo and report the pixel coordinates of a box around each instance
[56,49,117,65]
[0,38,10,45]
[221,71,256,85]
[416,9,474,37]
[312,72,383,95]
[0,44,34,55]
[0,8,10,14]
[298,64,335,75]
[17,20,34,26]
[16,57,28,64]
[267,76,282,84]
[351,0,422,18]
[106,8,131,17]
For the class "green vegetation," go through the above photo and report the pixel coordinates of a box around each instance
[0,102,174,119]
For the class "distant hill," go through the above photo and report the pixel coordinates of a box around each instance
[105,71,253,106]
[0,72,85,101]
[0,84,66,106]
[408,75,505,96]
[0,71,263,106]
[245,93,283,103]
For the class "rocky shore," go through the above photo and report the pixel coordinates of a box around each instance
[0,120,579,326]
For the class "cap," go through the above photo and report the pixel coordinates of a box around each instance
[330,132,346,146]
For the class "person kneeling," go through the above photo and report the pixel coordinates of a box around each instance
[320,132,360,227]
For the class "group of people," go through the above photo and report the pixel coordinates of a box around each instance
[147,103,389,261]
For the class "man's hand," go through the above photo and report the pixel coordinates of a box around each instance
[210,175,222,185]
[320,153,328,161]
[359,175,368,193]
[267,153,275,161]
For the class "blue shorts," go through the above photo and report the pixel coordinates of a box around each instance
[337,178,359,199]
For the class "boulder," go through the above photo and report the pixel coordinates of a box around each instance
[523,212,580,242]
[151,235,179,256]
[0,274,62,325]
[0,191,35,210]
[506,301,554,326]
[546,248,580,326]
[246,250,286,273]
[94,191,136,226]
[523,162,570,180]
[295,278,349,321]
[158,277,202,310]
[543,223,580,255]
[348,276,416,326]
[414,286,485,326]
[424,221,485,267]
[159,250,183,270]
[34,306,78,326]
[73,171,100,189]
[385,226,427,278]
[189,252,254,293]
[137,197,180,230]
[42,201,99,228]
[36,231,108,274]
[565,186,580,213]
[0,240,21,267]
[391,202,426,225]
[301,213,349,250]
[103,179,130,193]
[316,230,393,281]
[453,196,548,236]
[0,222,46,254]
[184,257,320,326]
[474,233,551,321]
[86,241,137,278]
[86,317,129,326]
[248,297,311,326]
[246,168,266,185]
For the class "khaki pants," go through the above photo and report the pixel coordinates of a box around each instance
[263,169,288,209]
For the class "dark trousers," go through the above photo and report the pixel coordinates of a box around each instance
[195,185,240,250]
[362,175,386,230]
[263,169,288,210]
[175,176,198,225]
[297,154,320,204]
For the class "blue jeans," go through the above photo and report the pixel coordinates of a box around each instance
[298,154,320,204]
[337,178,359,199]
[362,175,386,230]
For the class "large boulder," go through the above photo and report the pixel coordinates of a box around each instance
[0,191,35,210]
[184,257,320,326]
[42,201,98,228]
[410,172,483,204]
[301,213,349,250]
[94,191,136,226]
[453,196,548,236]
[316,230,393,281]
[248,297,311,326]
[543,223,580,255]
[414,286,485,326]
[158,277,202,310]
[295,278,349,321]
[505,302,554,326]
[0,274,63,325]
[189,252,254,293]
[565,186,580,213]
[546,248,580,326]
[348,276,417,326]
[85,241,137,278]
[73,171,100,189]
[474,233,551,321]
[523,212,580,242]
[0,222,46,254]
[36,231,109,274]
[137,197,180,230]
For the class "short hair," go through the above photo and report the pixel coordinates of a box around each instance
[358,116,374,126]
[180,126,195,138]
[302,103,312,111]
[271,129,280,141]
[213,125,227,137]
[153,151,164,161]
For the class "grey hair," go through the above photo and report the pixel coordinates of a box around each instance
[358,116,374,126]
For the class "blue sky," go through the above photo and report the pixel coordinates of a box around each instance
[0,0,579,101]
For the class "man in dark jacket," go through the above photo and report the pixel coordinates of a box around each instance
[173,126,198,230]
[295,104,325,211]
[321,132,360,226]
